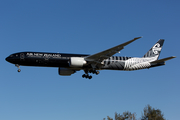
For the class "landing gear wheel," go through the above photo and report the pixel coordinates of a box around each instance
[96,71,100,75]
[17,69,21,72]
[82,74,86,78]
[82,74,93,79]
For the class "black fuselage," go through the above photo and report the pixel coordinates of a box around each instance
[6,51,166,73]
[6,52,89,68]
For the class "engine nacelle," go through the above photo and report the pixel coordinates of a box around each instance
[58,68,76,76]
[69,57,87,67]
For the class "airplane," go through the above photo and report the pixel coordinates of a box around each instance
[6,37,176,79]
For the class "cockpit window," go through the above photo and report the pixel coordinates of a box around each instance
[10,55,13,57]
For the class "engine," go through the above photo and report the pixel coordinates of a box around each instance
[58,68,76,76]
[69,57,87,67]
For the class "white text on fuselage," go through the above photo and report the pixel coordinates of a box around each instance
[26,53,62,58]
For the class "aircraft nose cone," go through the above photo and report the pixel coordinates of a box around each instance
[6,57,9,61]
[6,56,11,62]
[6,55,15,63]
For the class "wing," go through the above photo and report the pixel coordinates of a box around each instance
[85,37,142,64]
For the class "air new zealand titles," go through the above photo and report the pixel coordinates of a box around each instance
[6,37,176,79]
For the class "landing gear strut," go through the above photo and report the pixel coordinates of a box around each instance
[15,64,21,72]
[89,70,99,75]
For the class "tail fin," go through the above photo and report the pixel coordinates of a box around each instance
[143,39,164,60]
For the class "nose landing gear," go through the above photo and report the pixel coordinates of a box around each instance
[15,64,21,72]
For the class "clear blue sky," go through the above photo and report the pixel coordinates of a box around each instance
[0,1,179,120]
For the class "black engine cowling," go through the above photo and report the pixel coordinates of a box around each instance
[58,68,76,76]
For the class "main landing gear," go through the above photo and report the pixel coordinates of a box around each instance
[15,64,21,72]
[82,74,92,79]
[82,70,99,79]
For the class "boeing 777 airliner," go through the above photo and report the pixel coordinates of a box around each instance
[6,37,176,79]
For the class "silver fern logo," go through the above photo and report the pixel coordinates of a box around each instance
[152,43,161,54]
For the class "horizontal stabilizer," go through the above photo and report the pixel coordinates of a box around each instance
[151,56,176,64]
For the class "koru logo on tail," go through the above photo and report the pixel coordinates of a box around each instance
[152,43,161,54]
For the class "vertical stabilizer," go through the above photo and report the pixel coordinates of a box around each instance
[143,39,164,60]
